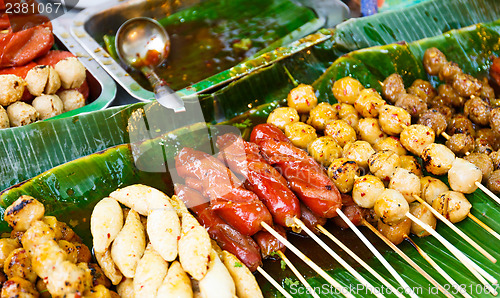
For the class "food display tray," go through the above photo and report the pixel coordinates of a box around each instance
[50,18,117,119]
[69,0,349,101]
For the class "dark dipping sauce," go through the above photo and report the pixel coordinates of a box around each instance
[117,0,317,91]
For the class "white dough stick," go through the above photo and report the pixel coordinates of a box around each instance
[133,243,169,297]
[111,209,146,278]
[91,197,123,253]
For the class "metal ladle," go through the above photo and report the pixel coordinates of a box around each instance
[116,17,186,112]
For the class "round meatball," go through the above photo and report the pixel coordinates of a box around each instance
[382,73,406,103]
[480,77,495,101]
[343,141,375,170]
[325,119,357,148]
[464,96,491,126]
[420,176,449,205]
[399,155,423,177]
[422,143,455,175]
[448,158,482,194]
[0,75,26,106]
[373,136,407,156]
[400,124,435,156]
[1,276,39,297]
[267,107,299,130]
[378,105,411,136]
[409,202,437,237]
[32,94,64,120]
[491,150,500,170]
[25,65,61,96]
[368,150,401,184]
[464,153,493,182]
[445,133,474,156]
[57,90,86,112]
[356,118,386,145]
[438,84,464,108]
[477,128,500,151]
[308,136,342,167]
[352,175,385,208]
[0,106,9,129]
[54,57,87,89]
[447,115,475,137]
[378,218,411,245]
[332,77,364,105]
[487,170,500,194]
[374,189,409,225]
[474,137,494,155]
[354,88,385,118]
[433,106,455,126]
[439,61,462,82]
[307,102,336,130]
[328,158,360,193]
[489,107,500,136]
[284,122,317,149]
[389,168,420,203]
[407,79,437,103]
[395,93,427,120]
[418,109,447,135]
[432,191,471,223]
[452,73,482,97]
[332,103,359,128]
[423,47,448,76]
[6,102,38,127]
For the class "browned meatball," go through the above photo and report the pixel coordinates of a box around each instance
[395,93,427,120]
[489,108,500,135]
[464,153,494,182]
[464,96,491,126]
[480,78,496,101]
[423,47,448,76]
[439,61,462,82]
[490,150,500,170]
[438,84,465,108]
[428,95,452,108]
[407,79,437,102]
[418,109,447,135]
[445,133,474,156]
[433,106,455,125]
[487,170,500,194]
[447,115,475,137]
[477,128,500,150]
[453,73,482,97]
[474,138,494,155]
[382,73,406,103]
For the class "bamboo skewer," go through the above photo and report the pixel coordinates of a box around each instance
[293,218,383,298]
[276,251,320,298]
[317,225,406,298]
[404,237,473,298]
[337,211,419,298]
[260,222,355,298]
[467,213,500,242]
[412,194,497,263]
[257,267,293,298]
[362,219,452,298]
[406,213,498,295]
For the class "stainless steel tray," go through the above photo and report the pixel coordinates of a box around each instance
[51,18,117,118]
[70,0,348,102]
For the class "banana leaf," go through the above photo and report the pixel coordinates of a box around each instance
[2,0,500,191]
[2,19,500,297]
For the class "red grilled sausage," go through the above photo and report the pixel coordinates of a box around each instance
[250,124,342,218]
[217,133,301,228]
[175,185,262,271]
[299,203,327,234]
[253,225,286,259]
[331,194,366,229]
[175,147,272,236]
